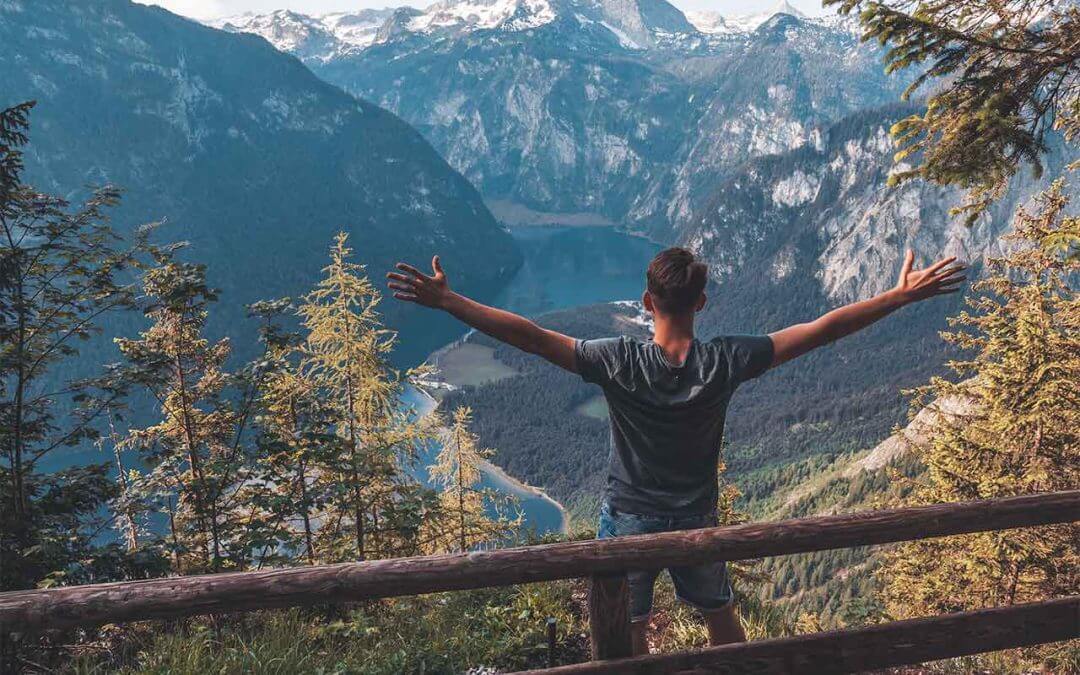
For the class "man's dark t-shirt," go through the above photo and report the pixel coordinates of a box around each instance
[575,335,774,516]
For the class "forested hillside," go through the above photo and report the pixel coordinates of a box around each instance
[0,0,520,367]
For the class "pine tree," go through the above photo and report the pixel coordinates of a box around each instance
[428,406,519,553]
[297,232,432,561]
[116,247,249,573]
[248,299,340,566]
[879,182,1079,670]
[0,102,150,591]
[828,0,1080,224]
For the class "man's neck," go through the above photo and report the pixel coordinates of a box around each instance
[652,313,696,366]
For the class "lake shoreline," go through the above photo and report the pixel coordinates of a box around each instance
[412,385,570,536]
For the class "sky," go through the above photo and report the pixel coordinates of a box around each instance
[137,0,828,21]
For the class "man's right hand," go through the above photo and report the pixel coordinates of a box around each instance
[768,249,967,368]
[386,255,579,373]
[892,250,967,305]
[387,255,452,309]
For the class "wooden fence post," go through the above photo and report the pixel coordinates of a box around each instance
[588,572,632,660]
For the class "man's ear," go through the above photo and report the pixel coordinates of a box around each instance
[695,292,707,313]
[642,290,655,313]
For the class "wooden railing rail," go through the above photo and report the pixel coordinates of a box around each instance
[1,490,1077,633]
[1,490,1077,669]
[512,596,1080,675]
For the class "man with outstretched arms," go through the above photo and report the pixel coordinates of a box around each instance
[387,247,965,654]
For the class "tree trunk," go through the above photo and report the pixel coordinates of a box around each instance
[11,281,27,518]
[458,458,467,554]
[174,348,212,569]
[167,497,181,573]
[345,374,364,560]
[298,457,316,566]
[112,438,139,552]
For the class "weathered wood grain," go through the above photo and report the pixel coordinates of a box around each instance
[588,573,632,660]
[513,596,1080,674]
[1,491,1076,632]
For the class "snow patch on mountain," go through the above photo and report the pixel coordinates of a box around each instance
[408,0,555,33]
[321,10,396,48]
[599,19,642,49]
[684,11,726,34]
[772,170,820,207]
[212,8,396,60]
[689,0,806,34]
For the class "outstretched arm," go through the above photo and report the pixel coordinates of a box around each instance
[387,256,578,373]
[768,250,966,368]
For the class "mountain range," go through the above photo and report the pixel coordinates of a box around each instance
[212,0,907,238]
[0,0,521,365]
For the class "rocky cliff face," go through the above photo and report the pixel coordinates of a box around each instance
[212,1,904,234]
[682,103,1071,311]
[632,13,902,239]
[1,0,520,363]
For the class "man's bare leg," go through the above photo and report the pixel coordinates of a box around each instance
[631,618,650,655]
[704,605,746,646]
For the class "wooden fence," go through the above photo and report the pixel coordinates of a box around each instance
[1,491,1077,673]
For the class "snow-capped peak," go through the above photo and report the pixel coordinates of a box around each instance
[772,0,806,19]
[210,8,393,59]
[211,10,329,54]
[321,9,400,48]
[405,0,556,34]
[211,0,704,53]
[688,0,808,34]
[684,10,727,34]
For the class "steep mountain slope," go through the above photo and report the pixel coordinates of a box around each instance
[215,1,903,233]
[687,0,806,34]
[632,13,902,238]
[0,0,520,364]
[683,103,1068,305]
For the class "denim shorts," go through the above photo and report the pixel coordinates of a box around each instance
[597,502,733,621]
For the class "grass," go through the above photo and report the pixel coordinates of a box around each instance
[56,557,796,674]
[433,343,518,388]
[66,583,589,675]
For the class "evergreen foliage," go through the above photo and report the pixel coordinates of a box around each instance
[115,247,253,574]
[246,299,340,566]
[0,102,156,593]
[428,406,521,553]
[879,181,1079,670]
[828,0,1080,223]
[295,233,436,562]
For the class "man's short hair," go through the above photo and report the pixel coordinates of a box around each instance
[646,247,707,314]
